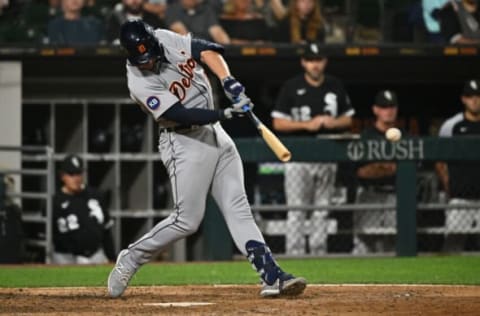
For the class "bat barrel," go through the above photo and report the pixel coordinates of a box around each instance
[239,103,292,162]
[280,151,292,162]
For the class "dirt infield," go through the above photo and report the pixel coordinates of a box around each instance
[1,285,479,315]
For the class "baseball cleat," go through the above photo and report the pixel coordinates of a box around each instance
[260,272,307,298]
[107,249,136,298]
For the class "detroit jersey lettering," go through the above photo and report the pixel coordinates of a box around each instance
[127,30,215,126]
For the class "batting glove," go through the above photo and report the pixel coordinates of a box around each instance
[231,93,253,111]
[221,98,254,120]
[222,76,245,102]
[221,108,244,120]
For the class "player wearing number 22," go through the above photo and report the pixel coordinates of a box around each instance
[52,155,115,264]
[272,43,355,255]
[107,20,306,298]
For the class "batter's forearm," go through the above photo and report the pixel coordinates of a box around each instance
[201,50,231,80]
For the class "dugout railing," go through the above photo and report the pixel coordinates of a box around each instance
[0,145,54,263]
[204,136,480,259]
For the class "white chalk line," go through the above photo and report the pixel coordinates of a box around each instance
[143,302,215,307]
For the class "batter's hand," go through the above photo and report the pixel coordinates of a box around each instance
[222,95,254,119]
[222,76,245,102]
[222,108,246,119]
[231,93,253,111]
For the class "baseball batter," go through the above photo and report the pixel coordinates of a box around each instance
[107,21,306,298]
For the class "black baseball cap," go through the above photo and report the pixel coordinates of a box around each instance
[60,155,84,175]
[302,42,327,60]
[374,90,399,107]
[462,79,480,96]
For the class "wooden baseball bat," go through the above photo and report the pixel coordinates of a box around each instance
[242,105,292,162]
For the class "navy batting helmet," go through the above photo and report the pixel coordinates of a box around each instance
[120,21,163,66]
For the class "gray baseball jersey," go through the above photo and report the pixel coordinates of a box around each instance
[127,29,215,127]
[122,29,266,267]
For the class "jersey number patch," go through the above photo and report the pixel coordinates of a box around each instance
[291,106,312,121]
[57,214,80,233]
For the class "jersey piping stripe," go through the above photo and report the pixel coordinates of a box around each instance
[128,133,183,251]
[439,112,463,137]
[169,132,183,227]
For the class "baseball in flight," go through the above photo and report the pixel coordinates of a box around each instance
[385,127,402,142]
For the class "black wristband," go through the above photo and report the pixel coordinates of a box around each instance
[218,109,228,121]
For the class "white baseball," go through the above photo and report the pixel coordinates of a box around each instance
[385,127,402,142]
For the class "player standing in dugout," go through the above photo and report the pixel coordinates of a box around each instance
[107,20,306,298]
[354,90,405,254]
[436,79,480,252]
[271,43,355,255]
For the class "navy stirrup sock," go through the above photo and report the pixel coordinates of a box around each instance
[245,240,281,285]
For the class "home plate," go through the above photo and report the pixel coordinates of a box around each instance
[143,302,215,307]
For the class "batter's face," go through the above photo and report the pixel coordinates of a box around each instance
[373,105,398,124]
[301,58,327,81]
[61,172,84,194]
[136,58,156,71]
[462,95,480,115]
